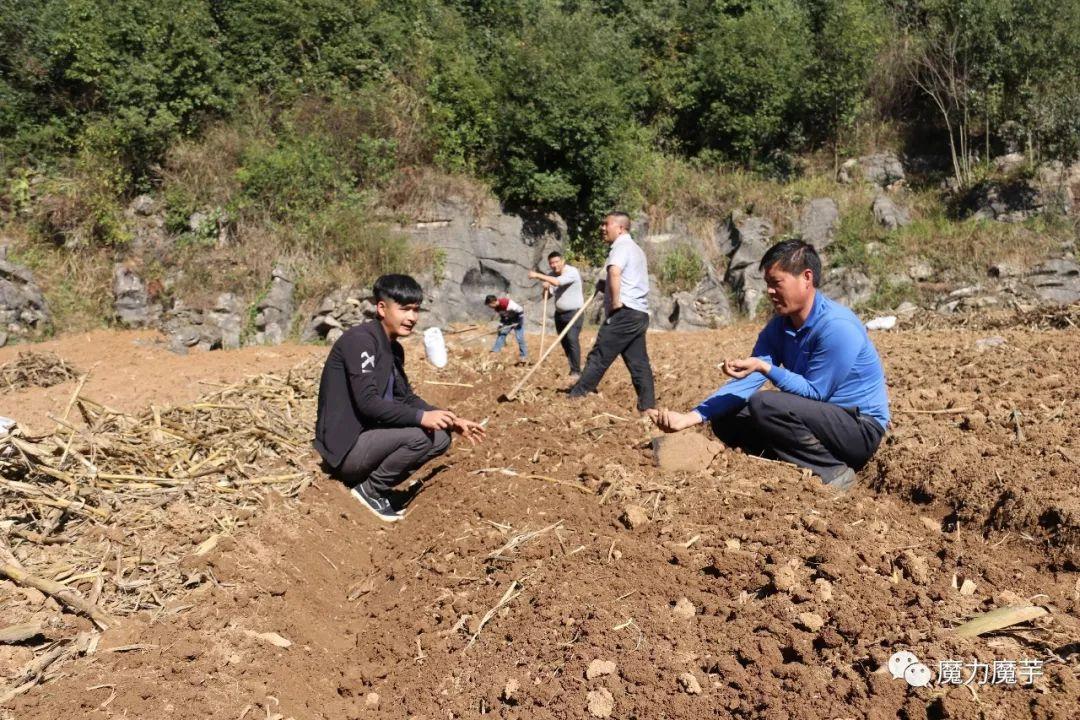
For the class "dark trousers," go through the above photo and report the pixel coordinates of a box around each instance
[553,308,584,374]
[336,427,451,495]
[711,392,885,477]
[570,307,655,411]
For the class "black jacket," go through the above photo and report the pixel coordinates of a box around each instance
[313,320,436,469]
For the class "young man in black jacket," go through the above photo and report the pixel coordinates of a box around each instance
[314,274,486,521]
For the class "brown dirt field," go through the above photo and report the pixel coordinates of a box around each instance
[2,319,1079,719]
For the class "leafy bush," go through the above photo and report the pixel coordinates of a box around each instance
[236,137,350,220]
[658,244,706,293]
[31,154,130,248]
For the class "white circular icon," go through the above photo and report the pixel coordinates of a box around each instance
[904,663,933,687]
[888,650,919,680]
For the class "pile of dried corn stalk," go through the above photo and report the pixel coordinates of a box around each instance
[0,361,320,702]
[0,351,80,392]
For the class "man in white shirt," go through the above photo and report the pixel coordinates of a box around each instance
[529,251,584,378]
[568,212,656,411]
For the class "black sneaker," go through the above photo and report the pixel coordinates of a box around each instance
[350,481,403,523]
[387,480,424,513]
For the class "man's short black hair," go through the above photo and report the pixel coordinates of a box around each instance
[373,274,424,305]
[759,239,821,287]
[547,251,563,260]
[484,294,498,305]
[605,211,631,232]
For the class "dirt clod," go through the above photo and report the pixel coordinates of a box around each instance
[678,672,702,695]
[797,612,825,632]
[620,505,650,530]
[586,659,617,680]
[769,561,800,593]
[364,692,380,709]
[672,597,696,620]
[898,550,930,585]
[814,578,834,602]
[502,678,520,703]
[587,688,614,718]
[652,433,721,473]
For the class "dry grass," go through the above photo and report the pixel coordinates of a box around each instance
[380,166,494,217]
[6,234,114,335]
[160,122,251,210]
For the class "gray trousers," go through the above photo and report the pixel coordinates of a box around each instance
[337,427,451,494]
[711,391,884,477]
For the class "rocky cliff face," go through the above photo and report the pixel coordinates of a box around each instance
[7,152,1079,351]
[402,196,565,330]
[0,245,51,347]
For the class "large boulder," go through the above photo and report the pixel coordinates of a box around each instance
[113,264,161,327]
[839,152,905,187]
[669,277,733,330]
[797,198,839,250]
[0,252,51,345]
[722,212,773,316]
[253,266,295,345]
[821,267,873,309]
[1026,258,1080,305]
[401,197,565,329]
[872,194,911,230]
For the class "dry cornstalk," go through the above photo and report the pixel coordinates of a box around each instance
[1,562,113,629]
[465,579,523,649]
[0,621,44,644]
[487,521,563,560]
[503,292,599,401]
[953,605,1049,638]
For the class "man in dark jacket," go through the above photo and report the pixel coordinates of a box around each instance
[314,274,486,521]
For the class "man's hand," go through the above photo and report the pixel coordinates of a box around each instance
[721,357,771,380]
[645,408,704,433]
[452,417,487,445]
[528,270,541,280]
[420,410,457,431]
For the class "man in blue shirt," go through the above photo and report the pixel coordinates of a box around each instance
[648,240,889,491]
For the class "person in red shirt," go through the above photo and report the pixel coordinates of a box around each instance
[485,294,527,365]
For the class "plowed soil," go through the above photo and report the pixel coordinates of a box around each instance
[3,316,1079,720]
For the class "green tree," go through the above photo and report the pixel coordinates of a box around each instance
[487,5,650,219]
[684,0,815,165]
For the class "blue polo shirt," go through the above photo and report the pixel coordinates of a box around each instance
[694,293,890,428]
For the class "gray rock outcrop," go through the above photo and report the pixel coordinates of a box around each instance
[207,293,242,350]
[723,212,774,315]
[161,296,243,354]
[669,277,733,330]
[401,197,565,329]
[970,163,1074,222]
[821,267,873,308]
[1027,258,1080,305]
[797,198,839,250]
[0,252,51,345]
[113,265,162,327]
[253,266,295,345]
[301,287,377,343]
[839,152,905,186]
[872,194,911,230]
[935,255,1080,313]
